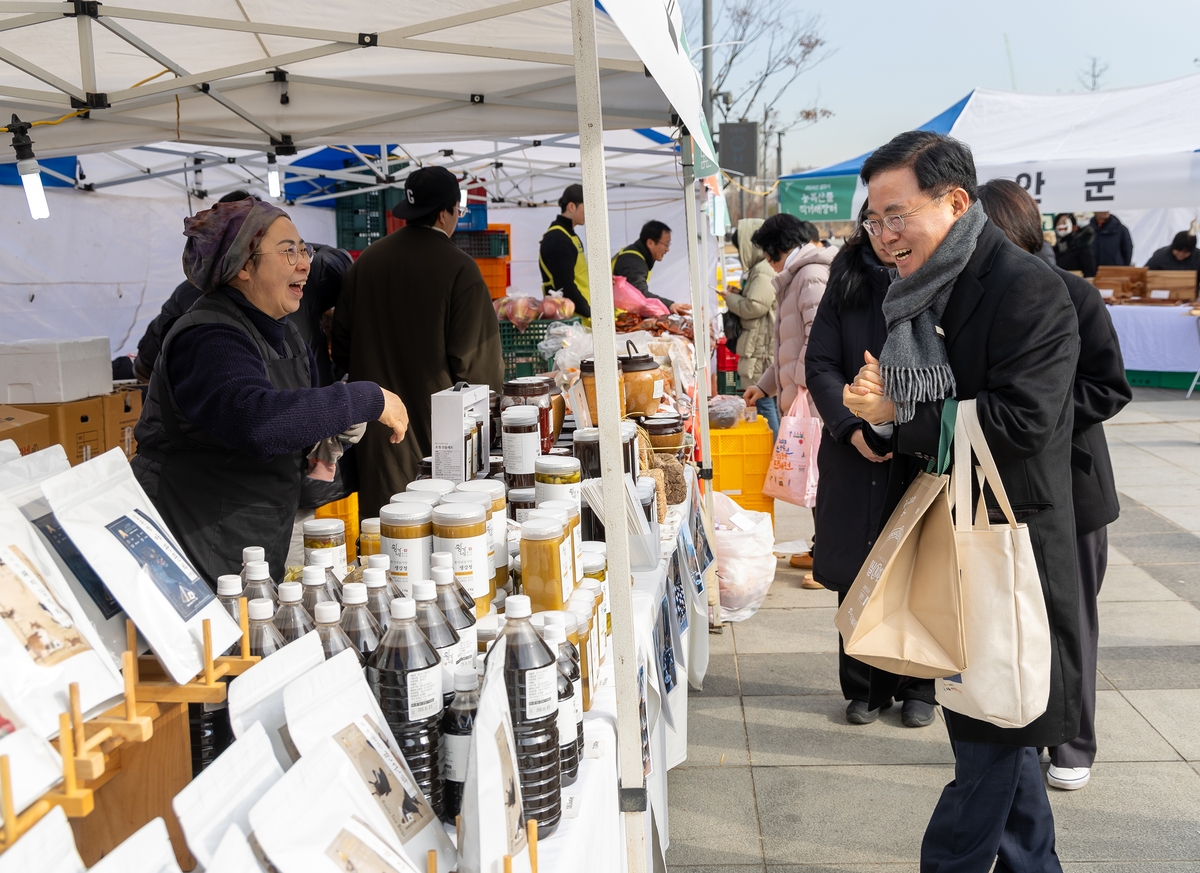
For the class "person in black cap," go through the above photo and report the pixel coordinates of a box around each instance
[332,166,503,518]
[539,183,590,320]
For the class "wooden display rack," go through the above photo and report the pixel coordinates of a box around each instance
[0,600,260,868]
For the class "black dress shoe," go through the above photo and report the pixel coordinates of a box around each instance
[846,699,880,724]
[901,699,936,727]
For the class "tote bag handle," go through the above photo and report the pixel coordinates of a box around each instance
[953,398,1019,532]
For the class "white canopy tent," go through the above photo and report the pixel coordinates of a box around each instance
[0,3,720,871]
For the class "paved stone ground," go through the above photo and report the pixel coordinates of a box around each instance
[667,386,1200,872]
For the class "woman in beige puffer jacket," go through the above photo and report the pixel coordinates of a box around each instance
[723,218,775,388]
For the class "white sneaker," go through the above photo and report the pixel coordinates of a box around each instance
[1047,765,1090,790]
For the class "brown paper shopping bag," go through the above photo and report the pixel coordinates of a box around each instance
[834,470,966,679]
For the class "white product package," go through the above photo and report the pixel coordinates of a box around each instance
[227,631,324,770]
[459,637,532,873]
[172,720,283,870]
[0,445,128,668]
[283,649,456,871]
[41,449,241,684]
[208,823,265,873]
[0,440,20,465]
[0,690,62,828]
[0,489,123,738]
[249,735,420,873]
[88,816,181,873]
[0,806,83,873]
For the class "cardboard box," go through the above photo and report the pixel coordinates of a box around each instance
[13,398,106,465]
[0,405,50,456]
[0,337,112,403]
[431,383,491,483]
[103,388,142,461]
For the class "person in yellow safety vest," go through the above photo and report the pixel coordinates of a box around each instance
[611,220,692,316]
[539,184,590,320]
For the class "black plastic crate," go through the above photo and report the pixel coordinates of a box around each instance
[454,230,509,258]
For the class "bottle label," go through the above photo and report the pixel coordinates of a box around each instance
[559,538,575,601]
[600,578,611,637]
[392,574,413,599]
[433,533,490,598]
[572,678,583,724]
[382,534,432,585]
[514,507,533,523]
[503,429,540,475]
[523,664,558,720]
[436,643,458,693]
[652,378,664,400]
[573,525,584,584]
[443,732,471,782]
[406,665,441,721]
[305,545,347,580]
[557,697,574,749]
[534,480,580,511]
[588,628,600,685]
[457,626,478,670]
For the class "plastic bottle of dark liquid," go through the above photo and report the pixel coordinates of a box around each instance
[273,581,315,643]
[242,559,277,607]
[439,666,479,823]
[301,565,335,617]
[496,594,561,835]
[362,567,393,632]
[314,601,359,664]
[359,555,396,601]
[433,566,478,675]
[413,580,461,709]
[340,582,382,659]
[545,621,583,777]
[310,550,343,601]
[368,597,444,818]
[432,551,475,614]
[247,598,287,658]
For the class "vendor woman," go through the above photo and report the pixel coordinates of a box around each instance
[132,199,408,584]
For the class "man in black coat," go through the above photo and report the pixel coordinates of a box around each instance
[1088,211,1133,267]
[846,131,1081,873]
[1144,232,1200,290]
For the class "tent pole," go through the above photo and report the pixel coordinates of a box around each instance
[569,1,647,872]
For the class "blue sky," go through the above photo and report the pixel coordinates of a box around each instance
[683,0,1200,172]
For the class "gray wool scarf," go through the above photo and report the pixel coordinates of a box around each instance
[879,199,987,424]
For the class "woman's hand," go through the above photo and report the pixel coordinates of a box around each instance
[743,385,765,406]
[850,427,891,462]
[849,350,886,396]
[843,384,895,425]
[378,388,409,444]
[670,302,693,315]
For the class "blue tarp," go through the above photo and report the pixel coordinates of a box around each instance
[0,156,76,187]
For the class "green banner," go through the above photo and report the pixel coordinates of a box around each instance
[689,117,719,179]
[779,175,858,221]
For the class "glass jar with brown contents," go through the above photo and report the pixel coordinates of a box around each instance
[379,503,433,598]
[507,487,536,523]
[501,377,554,454]
[572,427,601,480]
[641,412,684,450]
[432,503,491,618]
[358,517,381,558]
[579,357,624,425]
[502,406,541,490]
[621,419,639,476]
[618,341,664,417]
[519,517,570,613]
[303,518,347,579]
[534,456,581,509]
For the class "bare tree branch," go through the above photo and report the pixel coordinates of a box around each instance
[1077,56,1109,91]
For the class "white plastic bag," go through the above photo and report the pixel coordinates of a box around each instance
[713,492,776,621]
[208,823,264,873]
[172,720,282,870]
[88,816,181,873]
[0,806,83,873]
[41,450,241,684]
[227,631,324,770]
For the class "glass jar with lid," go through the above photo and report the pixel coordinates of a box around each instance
[391,490,441,507]
[534,456,581,508]
[519,517,570,613]
[636,476,657,524]
[416,456,434,480]
[501,377,554,454]
[572,427,601,480]
[501,406,541,490]
[526,506,574,602]
[303,519,347,579]
[621,420,639,476]
[432,503,492,618]
[456,479,507,553]
[580,491,604,543]
[407,479,456,498]
[618,341,664,416]
[440,491,498,610]
[540,499,583,586]
[507,487,536,523]
[641,412,684,451]
[579,576,610,658]
[358,517,381,558]
[579,357,625,425]
[379,503,433,598]
[582,551,606,583]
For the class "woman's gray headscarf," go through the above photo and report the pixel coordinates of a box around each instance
[879,199,988,424]
[182,199,289,293]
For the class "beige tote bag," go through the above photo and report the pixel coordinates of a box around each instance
[935,399,1051,729]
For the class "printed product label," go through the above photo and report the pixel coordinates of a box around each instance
[436,643,458,694]
[381,534,432,585]
[588,626,600,685]
[457,627,478,670]
[442,733,471,783]
[326,816,410,872]
[305,545,347,580]
[572,678,583,724]
[502,430,540,475]
[406,665,441,721]
[652,378,664,400]
[600,578,612,637]
[391,574,413,599]
[559,539,575,601]
[433,533,490,598]
[0,543,91,667]
[557,698,574,748]
[514,507,533,524]
[106,509,213,621]
[334,717,434,841]
[523,664,558,720]
[573,525,584,584]
[534,481,580,511]
[32,512,119,620]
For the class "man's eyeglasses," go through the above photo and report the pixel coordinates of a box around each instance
[250,242,315,265]
[862,192,949,237]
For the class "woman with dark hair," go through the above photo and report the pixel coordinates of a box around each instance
[1052,212,1097,277]
[804,203,937,727]
[978,178,1131,792]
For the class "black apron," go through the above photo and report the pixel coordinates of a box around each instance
[132,290,310,585]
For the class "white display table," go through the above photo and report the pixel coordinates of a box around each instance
[1107,303,1200,372]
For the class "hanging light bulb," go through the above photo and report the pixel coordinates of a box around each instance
[267,152,281,199]
[9,116,48,220]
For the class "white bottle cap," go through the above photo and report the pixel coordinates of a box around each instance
[314,601,340,623]
[342,583,367,605]
[248,598,274,621]
[216,574,242,596]
[412,580,436,602]
[278,581,302,603]
[545,623,567,646]
[506,594,531,619]
[454,666,479,692]
[367,554,391,570]
[242,546,265,564]
[431,552,453,568]
[391,597,416,620]
[246,560,271,581]
[363,568,387,589]
[311,551,334,567]
[302,565,326,587]
[431,566,454,586]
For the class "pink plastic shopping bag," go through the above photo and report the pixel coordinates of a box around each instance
[762,388,821,508]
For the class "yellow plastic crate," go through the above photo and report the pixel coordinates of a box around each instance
[315,492,360,565]
[710,418,775,518]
